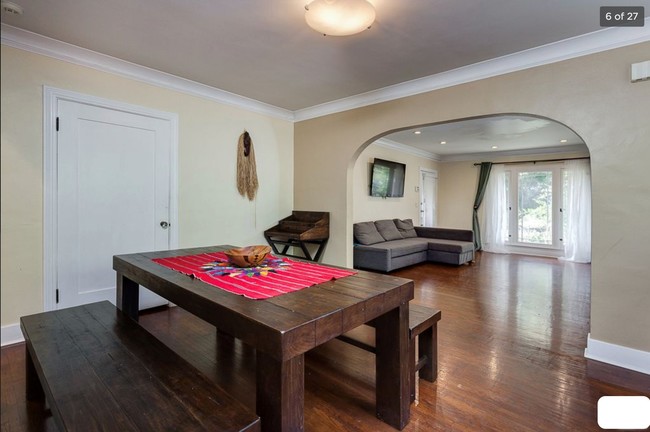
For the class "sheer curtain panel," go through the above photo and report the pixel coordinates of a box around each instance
[480,164,509,253]
[562,159,592,263]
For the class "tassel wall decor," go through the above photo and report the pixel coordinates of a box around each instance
[236,130,259,201]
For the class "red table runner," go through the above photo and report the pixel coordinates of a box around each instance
[152,252,356,299]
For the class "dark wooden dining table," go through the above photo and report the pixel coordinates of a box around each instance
[113,245,414,431]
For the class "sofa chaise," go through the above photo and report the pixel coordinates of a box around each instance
[353,219,474,272]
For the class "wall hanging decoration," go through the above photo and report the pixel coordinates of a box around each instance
[236,130,259,201]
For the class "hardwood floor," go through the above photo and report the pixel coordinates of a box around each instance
[2,252,648,431]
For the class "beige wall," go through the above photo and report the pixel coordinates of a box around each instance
[295,42,650,353]
[437,161,476,230]
[353,143,439,224]
[1,46,294,326]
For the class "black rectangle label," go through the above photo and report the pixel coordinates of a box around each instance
[600,7,645,26]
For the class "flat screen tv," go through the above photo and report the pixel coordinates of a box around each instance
[370,158,406,197]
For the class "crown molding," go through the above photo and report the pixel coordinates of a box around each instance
[0,24,295,121]
[439,144,590,162]
[373,140,588,163]
[294,19,650,121]
[374,138,440,161]
[3,20,649,123]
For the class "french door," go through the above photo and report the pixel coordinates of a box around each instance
[507,165,563,250]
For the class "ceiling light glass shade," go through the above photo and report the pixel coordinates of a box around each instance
[305,0,376,36]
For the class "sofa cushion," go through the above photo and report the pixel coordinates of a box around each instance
[354,222,385,245]
[394,218,418,238]
[426,239,475,254]
[375,220,403,241]
[364,238,429,258]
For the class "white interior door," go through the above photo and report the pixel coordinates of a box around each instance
[420,170,438,227]
[56,99,172,310]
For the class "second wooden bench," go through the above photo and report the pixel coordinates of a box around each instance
[337,304,442,402]
[21,301,260,432]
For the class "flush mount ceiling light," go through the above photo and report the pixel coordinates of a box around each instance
[305,0,376,36]
[1,1,23,15]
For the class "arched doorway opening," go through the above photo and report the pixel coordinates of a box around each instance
[350,113,591,262]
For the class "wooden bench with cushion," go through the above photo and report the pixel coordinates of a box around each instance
[337,304,441,402]
[20,301,260,432]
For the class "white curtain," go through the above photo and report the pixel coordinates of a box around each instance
[562,159,591,263]
[480,164,509,253]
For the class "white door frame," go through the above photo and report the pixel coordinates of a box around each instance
[43,86,179,311]
[419,168,438,227]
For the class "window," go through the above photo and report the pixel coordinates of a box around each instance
[506,164,564,250]
[481,159,591,261]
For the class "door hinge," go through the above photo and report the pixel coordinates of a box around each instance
[56,289,59,303]
[56,117,60,131]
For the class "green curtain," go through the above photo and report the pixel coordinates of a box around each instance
[472,162,492,251]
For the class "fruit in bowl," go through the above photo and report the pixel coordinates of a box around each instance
[223,245,272,268]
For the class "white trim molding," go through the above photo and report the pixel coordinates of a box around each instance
[374,138,440,161]
[293,19,650,121]
[1,24,294,121]
[3,20,649,122]
[585,333,650,375]
[1,324,24,347]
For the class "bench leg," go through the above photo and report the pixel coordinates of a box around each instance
[409,338,416,403]
[418,324,437,382]
[25,345,44,401]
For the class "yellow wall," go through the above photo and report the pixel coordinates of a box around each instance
[353,142,439,224]
[1,45,294,326]
[295,42,650,353]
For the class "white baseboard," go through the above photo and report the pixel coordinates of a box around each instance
[1,323,24,347]
[585,333,650,375]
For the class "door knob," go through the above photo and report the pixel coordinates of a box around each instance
[160,221,169,229]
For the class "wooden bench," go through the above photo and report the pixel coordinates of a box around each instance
[337,304,441,402]
[20,301,260,432]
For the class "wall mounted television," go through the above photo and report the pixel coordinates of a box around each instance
[370,158,406,197]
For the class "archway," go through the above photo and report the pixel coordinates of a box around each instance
[349,113,590,261]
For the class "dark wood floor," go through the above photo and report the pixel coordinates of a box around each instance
[2,252,649,431]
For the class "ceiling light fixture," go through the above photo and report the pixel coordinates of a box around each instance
[440,141,446,145]
[305,0,376,36]
[492,146,498,149]
[1,1,23,15]
[560,139,568,143]
[414,130,422,135]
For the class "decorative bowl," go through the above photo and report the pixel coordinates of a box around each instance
[223,245,272,268]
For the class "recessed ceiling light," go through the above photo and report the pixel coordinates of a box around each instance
[414,130,422,135]
[440,141,446,145]
[492,146,498,149]
[560,139,568,143]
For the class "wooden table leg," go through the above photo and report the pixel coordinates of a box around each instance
[116,273,139,320]
[374,302,410,429]
[25,344,44,401]
[256,351,304,432]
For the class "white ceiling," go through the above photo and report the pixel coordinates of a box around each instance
[2,0,648,155]
[380,114,587,160]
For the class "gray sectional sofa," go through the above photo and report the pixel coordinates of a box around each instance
[353,219,475,272]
